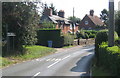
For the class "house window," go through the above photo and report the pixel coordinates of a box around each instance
[85,21,89,25]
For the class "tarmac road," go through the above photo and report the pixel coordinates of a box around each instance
[2,45,94,78]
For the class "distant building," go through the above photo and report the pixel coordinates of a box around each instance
[39,7,79,33]
[79,10,104,30]
[118,1,120,11]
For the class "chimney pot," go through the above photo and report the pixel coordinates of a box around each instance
[90,10,94,16]
[44,8,52,16]
[58,10,65,18]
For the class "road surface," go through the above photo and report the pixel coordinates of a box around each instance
[2,45,94,78]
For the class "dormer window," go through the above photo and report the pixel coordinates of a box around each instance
[85,21,89,25]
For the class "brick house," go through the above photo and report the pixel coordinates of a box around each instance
[39,7,79,33]
[79,10,104,30]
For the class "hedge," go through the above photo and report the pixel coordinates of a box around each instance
[95,30,119,60]
[98,43,120,76]
[63,34,74,46]
[37,29,63,48]
[83,30,98,38]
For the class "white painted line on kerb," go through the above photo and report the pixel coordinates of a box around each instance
[32,72,41,78]
[47,60,60,68]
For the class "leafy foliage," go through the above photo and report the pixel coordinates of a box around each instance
[115,11,120,37]
[100,9,108,26]
[2,2,40,53]
[98,43,120,76]
[68,16,81,24]
[95,30,119,66]
[49,3,57,15]
[42,21,56,29]
[63,34,74,46]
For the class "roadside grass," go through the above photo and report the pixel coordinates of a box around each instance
[1,45,56,68]
[0,57,15,68]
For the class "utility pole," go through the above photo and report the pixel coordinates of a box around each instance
[72,7,75,35]
[108,0,115,47]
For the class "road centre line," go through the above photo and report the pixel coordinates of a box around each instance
[32,72,41,78]
[62,55,71,60]
[47,55,71,68]
[47,60,60,68]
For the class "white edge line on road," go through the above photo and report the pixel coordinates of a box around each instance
[32,72,41,78]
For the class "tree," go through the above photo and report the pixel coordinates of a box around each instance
[115,11,120,37]
[42,21,55,29]
[100,9,108,26]
[49,3,57,15]
[2,2,40,53]
[68,16,81,24]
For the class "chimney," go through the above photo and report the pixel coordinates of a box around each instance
[43,8,52,16]
[90,10,94,16]
[58,10,65,18]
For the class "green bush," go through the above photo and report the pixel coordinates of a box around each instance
[83,30,98,38]
[83,33,89,39]
[63,34,74,46]
[95,30,108,65]
[98,43,120,76]
[89,33,96,38]
[95,30,119,60]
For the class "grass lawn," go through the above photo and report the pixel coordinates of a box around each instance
[1,45,56,68]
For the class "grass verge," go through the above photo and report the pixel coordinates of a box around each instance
[1,45,56,68]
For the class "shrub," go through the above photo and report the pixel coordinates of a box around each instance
[63,34,74,46]
[83,30,97,38]
[83,33,89,39]
[95,30,118,64]
[98,43,120,76]
[89,33,96,38]
[95,30,108,65]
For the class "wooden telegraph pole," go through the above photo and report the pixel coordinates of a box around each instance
[108,0,115,47]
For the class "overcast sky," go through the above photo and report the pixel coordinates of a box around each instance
[41,0,120,19]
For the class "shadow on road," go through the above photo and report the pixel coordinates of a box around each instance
[70,48,94,77]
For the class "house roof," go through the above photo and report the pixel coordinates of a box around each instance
[86,14,104,26]
[40,15,70,24]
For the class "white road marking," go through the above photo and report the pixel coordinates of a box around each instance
[62,55,71,60]
[36,59,39,61]
[47,60,60,68]
[32,72,41,78]
[55,59,61,61]
[51,58,56,61]
[79,72,87,75]
[46,59,51,61]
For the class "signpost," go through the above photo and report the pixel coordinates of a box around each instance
[108,0,115,47]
